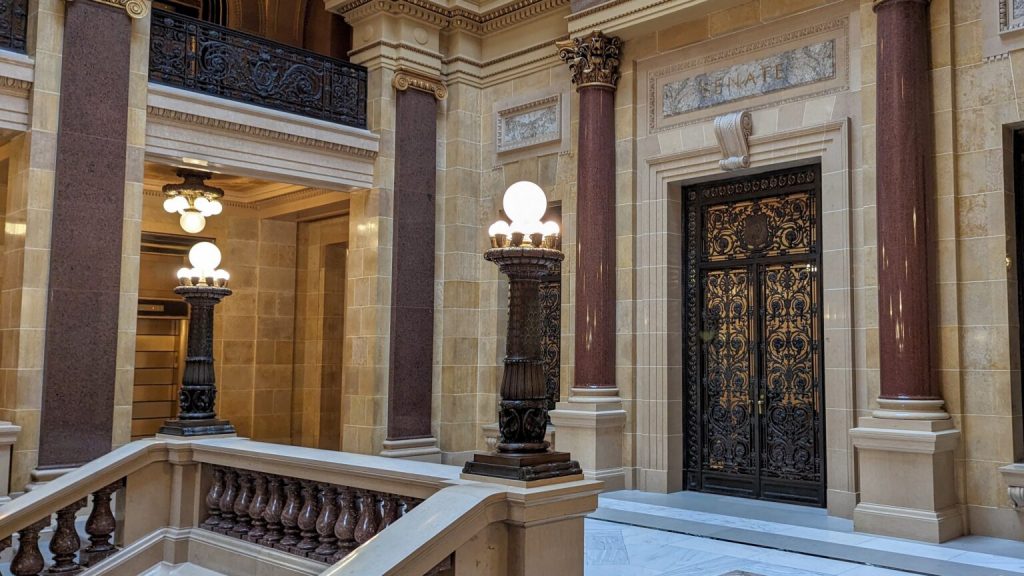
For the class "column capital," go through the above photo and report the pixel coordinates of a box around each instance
[392,68,447,100]
[72,0,149,18]
[556,31,622,90]
[872,0,929,12]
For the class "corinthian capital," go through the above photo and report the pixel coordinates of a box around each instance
[556,31,622,90]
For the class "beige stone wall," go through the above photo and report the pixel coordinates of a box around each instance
[0,0,64,490]
[140,194,297,444]
[293,216,348,449]
[944,0,1024,537]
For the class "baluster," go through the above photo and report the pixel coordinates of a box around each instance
[353,491,381,545]
[247,473,269,543]
[217,469,238,533]
[296,481,320,553]
[260,476,285,547]
[277,479,301,550]
[380,495,401,529]
[81,481,122,567]
[11,517,49,576]
[203,467,225,529]
[0,534,11,555]
[331,488,357,562]
[313,485,339,561]
[231,472,254,537]
[46,498,87,574]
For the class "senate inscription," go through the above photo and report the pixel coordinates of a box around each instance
[662,40,836,118]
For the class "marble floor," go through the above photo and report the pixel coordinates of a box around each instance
[590,492,1024,576]
[585,518,913,576]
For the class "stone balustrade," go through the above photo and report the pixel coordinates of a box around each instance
[0,438,598,575]
[0,479,123,575]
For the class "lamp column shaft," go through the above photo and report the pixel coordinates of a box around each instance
[498,271,548,453]
[180,293,220,419]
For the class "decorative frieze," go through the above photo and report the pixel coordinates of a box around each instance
[333,0,570,35]
[392,68,448,100]
[497,95,561,153]
[556,31,623,89]
[646,17,848,132]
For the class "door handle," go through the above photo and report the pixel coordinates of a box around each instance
[757,398,765,415]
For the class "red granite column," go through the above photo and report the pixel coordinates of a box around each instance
[557,32,622,392]
[37,0,138,470]
[874,0,942,412]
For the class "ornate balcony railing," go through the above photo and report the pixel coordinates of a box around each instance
[149,9,368,129]
[0,0,27,53]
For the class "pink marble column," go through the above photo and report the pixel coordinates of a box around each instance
[558,32,622,391]
[874,0,938,403]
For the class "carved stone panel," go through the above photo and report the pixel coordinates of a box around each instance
[493,91,570,165]
[646,17,848,133]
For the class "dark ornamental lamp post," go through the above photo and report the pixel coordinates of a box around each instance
[159,241,236,436]
[463,182,582,481]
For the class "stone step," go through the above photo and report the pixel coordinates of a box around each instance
[140,562,228,576]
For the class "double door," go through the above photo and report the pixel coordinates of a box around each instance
[683,165,825,507]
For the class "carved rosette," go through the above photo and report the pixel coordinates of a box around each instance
[556,31,623,90]
[392,68,448,100]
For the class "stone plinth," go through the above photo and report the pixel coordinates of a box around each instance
[850,417,962,543]
[549,391,626,491]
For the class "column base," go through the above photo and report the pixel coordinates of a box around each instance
[158,418,236,437]
[873,398,949,420]
[850,416,962,543]
[549,391,626,491]
[26,466,77,491]
[462,451,582,483]
[380,437,442,463]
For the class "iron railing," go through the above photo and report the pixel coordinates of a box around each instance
[149,9,368,129]
[0,0,27,53]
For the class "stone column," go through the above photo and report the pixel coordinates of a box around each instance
[35,0,145,475]
[379,69,446,462]
[549,32,626,490]
[849,0,961,543]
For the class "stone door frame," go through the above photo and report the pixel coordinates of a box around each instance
[633,118,857,518]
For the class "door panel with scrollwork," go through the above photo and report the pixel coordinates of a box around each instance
[683,165,824,507]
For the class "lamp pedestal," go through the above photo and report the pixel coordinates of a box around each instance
[159,285,236,437]
[463,247,581,482]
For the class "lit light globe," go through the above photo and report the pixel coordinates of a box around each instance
[194,196,212,214]
[542,221,560,236]
[173,195,189,212]
[180,210,206,234]
[488,220,511,237]
[208,200,224,215]
[188,241,222,272]
[176,267,192,281]
[503,181,547,225]
[163,197,179,213]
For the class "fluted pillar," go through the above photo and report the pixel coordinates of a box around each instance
[549,32,627,490]
[850,0,961,543]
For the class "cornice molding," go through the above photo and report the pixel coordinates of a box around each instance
[556,31,622,89]
[335,0,569,35]
[392,67,448,99]
[0,75,31,96]
[146,106,380,159]
[76,0,149,18]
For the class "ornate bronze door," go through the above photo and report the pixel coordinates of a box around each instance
[682,164,825,507]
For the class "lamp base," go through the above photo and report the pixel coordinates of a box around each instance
[158,418,236,437]
[462,450,581,481]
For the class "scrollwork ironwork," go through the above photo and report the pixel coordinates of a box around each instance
[149,9,368,129]
[683,164,823,505]
[0,0,27,53]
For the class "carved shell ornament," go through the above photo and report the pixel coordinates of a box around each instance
[556,31,623,89]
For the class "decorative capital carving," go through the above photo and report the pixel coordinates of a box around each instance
[556,31,622,90]
[391,68,447,100]
[76,0,149,18]
[714,111,753,171]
